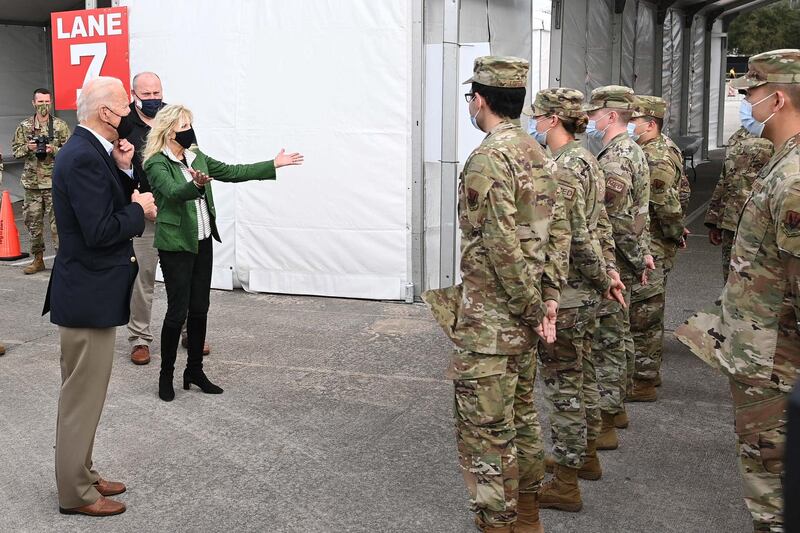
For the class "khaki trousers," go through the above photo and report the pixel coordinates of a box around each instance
[127,219,158,348]
[55,326,116,508]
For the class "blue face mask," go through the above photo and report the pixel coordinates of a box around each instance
[135,97,162,118]
[740,92,776,138]
[627,122,640,142]
[586,112,610,140]
[528,117,551,146]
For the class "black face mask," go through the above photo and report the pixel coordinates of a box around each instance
[105,106,134,139]
[174,127,197,149]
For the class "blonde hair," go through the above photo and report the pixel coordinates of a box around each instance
[142,104,194,162]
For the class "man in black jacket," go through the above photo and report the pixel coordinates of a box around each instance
[44,76,156,516]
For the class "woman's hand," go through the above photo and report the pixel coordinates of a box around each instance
[274,148,304,168]
[188,168,213,187]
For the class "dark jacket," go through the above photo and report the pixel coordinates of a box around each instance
[144,147,275,253]
[126,102,164,193]
[43,126,146,327]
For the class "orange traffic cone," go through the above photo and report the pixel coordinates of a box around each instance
[0,190,29,261]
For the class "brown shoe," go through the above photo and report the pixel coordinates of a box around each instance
[0,343,5,356]
[181,334,211,356]
[130,345,150,365]
[473,516,513,532]
[628,379,657,402]
[538,464,583,512]
[614,408,629,429]
[23,252,45,275]
[597,411,619,450]
[516,491,545,533]
[94,478,126,497]
[580,439,602,481]
[59,496,126,516]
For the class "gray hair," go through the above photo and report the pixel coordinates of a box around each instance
[76,77,124,123]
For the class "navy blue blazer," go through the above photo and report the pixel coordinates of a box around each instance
[43,126,145,327]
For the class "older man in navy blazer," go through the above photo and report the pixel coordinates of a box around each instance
[44,77,156,517]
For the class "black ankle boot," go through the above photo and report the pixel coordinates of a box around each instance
[159,324,181,402]
[159,371,175,401]
[183,368,223,394]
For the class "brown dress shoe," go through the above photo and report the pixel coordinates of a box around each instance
[59,496,126,516]
[94,478,126,497]
[181,335,211,356]
[0,343,5,356]
[130,345,151,365]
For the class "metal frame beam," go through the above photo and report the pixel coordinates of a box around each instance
[410,0,424,299]
[439,0,460,288]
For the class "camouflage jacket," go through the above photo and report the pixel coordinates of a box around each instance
[664,135,693,215]
[11,115,71,189]
[553,141,611,309]
[640,134,686,260]
[597,132,650,281]
[676,133,800,393]
[422,121,561,355]
[705,127,773,232]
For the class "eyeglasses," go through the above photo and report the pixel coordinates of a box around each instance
[464,93,476,103]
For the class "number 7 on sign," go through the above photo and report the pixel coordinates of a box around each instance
[71,42,107,101]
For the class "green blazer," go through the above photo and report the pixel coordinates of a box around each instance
[144,147,276,253]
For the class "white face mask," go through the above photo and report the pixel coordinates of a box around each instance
[740,92,777,137]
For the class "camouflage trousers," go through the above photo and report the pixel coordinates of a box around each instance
[538,303,601,468]
[631,255,674,383]
[721,228,735,284]
[451,347,544,527]
[23,187,58,255]
[729,379,786,533]
[594,282,632,415]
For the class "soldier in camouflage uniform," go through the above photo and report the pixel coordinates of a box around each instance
[676,49,800,533]
[705,126,773,282]
[584,85,650,447]
[11,88,71,274]
[526,88,625,513]
[627,95,687,401]
[422,56,564,533]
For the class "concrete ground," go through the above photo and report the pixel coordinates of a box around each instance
[0,150,752,532]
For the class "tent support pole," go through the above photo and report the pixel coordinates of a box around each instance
[439,0,460,289]
[411,0,425,299]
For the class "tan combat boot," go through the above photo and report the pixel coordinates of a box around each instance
[516,491,545,533]
[538,464,582,512]
[614,406,629,429]
[596,411,619,450]
[23,252,45,275]
[580,440,602,480]
[474,516,514,532]
[628,379,657,402]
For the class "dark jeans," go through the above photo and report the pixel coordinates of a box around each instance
[158,238,213,373]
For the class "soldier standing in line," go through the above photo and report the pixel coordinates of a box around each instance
[584,86,651,446]
[527,88,626,513]
[423,56,563,533]
[705,123,773,282]
[677,48,800,533]
[11,88,71,274]
[627,95,687,401]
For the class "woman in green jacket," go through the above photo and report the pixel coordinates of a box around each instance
[142,104,303,401]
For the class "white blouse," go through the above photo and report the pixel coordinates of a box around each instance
[163,147,212,241]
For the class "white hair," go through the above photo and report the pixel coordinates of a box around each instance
[76,76,124,123]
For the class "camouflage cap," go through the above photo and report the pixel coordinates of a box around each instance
[524,88,586,119]
[462,56,529,88]
[582,85,635,112]
[632,95,667,119]
[731,49,800,89]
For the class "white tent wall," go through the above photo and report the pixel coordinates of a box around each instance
[421,0,549,292]
[123,0,414,301]
[708,19,724,151]
[633,2,656,95]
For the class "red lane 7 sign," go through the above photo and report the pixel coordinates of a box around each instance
[51,7,130,110]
